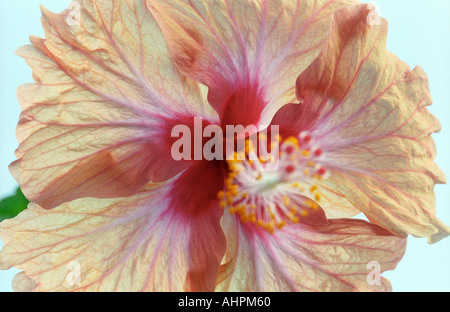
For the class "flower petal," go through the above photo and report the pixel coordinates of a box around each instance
[0,162,226,291]
[11,0,217,208]
[147,0,359,127]
[217,212,406,292]
[275,4,448,241]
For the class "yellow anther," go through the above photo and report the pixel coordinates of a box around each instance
[217,191,225,200]
[300,210,309,217]
[259,133,267,141]
[310,185,318,193]
[266,221,275,233]
[308,161,315,167]
[301,149,310,157]
[293,182,305,192]
[277,220,286,229]
[237,152,246,161]
[225,177,234,186]
[284,136,300,147]
[305,199,319,210]
[282,196,291,206]
[314,193,322,202]
[228,163,237,171]
[259,156,267,163]
[240,215,250,223]
[287,214,299,223]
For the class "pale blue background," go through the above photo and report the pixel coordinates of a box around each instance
[0,0,449,292]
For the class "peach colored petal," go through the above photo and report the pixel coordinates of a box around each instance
[0,171,226,292]
[316,186,361,218]
[287,4,448,242]
[11,0,217,208]
[147,0,359,127]
[217,212,406,292]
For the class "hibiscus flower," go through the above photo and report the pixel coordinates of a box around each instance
[0,0,447,292]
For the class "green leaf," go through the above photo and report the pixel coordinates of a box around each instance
[0,188,29,222]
